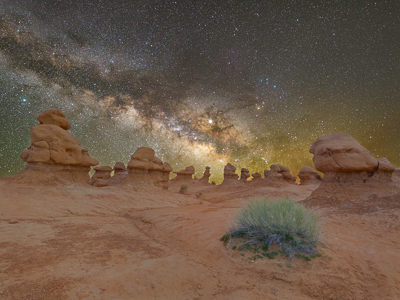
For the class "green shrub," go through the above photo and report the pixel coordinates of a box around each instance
[222,198,322,259]
[180,183,189,190]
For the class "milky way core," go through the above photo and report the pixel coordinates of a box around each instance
[1,1,399,183]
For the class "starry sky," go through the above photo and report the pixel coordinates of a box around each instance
[0,0,399,183]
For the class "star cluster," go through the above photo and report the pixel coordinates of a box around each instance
[0,1,399,183]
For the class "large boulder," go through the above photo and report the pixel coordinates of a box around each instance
[37,109,71,130]
[310,133,378,173]
[304,133,400,208]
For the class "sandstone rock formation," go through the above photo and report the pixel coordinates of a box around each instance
[221,163,239,185]
[17,109,98,184]
[199,166,211,184]
[304,133,400,207]
[264,164,296,184]
[251,173,262,181]
[89,166,113,187]
[240,168,250,183]
[108,162,128,186]
[123,147,172,189]
[298,166,322,185]
[173,166,195,182]
[309,133,378,173]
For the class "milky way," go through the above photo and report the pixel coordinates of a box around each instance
[1,1,399,183]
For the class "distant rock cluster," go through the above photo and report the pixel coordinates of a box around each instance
[12,110,399,201]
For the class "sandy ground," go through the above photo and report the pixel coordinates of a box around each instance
[1,178,400,300]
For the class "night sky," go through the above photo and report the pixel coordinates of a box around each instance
[1,1,399,183]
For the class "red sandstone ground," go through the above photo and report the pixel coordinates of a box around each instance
[1,178,400,300]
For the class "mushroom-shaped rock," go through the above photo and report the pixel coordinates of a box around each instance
[304,134,400,207]
[124,147,172,189]
[240,168,250,183]
[130,147,155,161]
[298,166,322,185]
[18,109,98,185]
[264,164,296,184]
[310,133,378,173]
[221,163,239,184]
[37,109,71,130]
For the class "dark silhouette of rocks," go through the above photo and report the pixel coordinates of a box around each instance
[221,163,239,185]
[298,166,322,185]
[199,166,211,184]
[240,168,250,183]
[304,133,400,207]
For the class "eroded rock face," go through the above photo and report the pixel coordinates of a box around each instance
[173,166,195,182]
[251,173,262,181]
[108,162,128,186]
[264,164,296,184]
[89,166,113,187]
[298,166,322,185]
[124,147,171,189]
[199,166,211,184]
[304,133,400,207]
[21,110,98,167]
[37,109,71,130]
[240,168,250,183]
[393,168,400,186]
[18,109,98,185]
[221,163,239,184]
[310,133,378,173]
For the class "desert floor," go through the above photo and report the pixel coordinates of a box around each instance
[1,178,400,300]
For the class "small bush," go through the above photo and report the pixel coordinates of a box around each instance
[181,183,189,190]
[222,198,322,259]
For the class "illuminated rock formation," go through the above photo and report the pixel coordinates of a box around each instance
[124,147,172,189]
[304,133,400,207]
[18,109,98,184]
[108,162,128,186]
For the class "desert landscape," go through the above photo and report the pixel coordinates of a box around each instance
[1,109,400,300]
